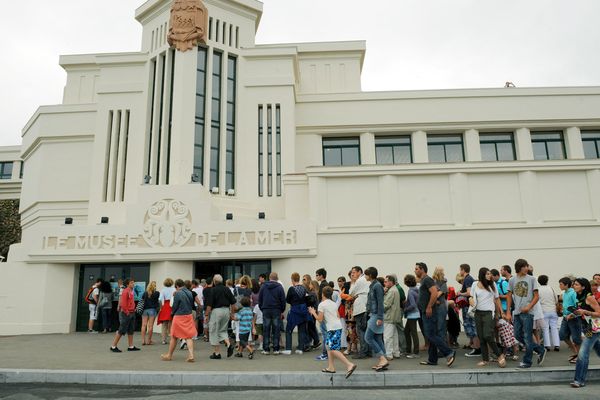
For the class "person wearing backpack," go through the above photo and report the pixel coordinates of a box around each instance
[85,279,102,333]
[97,281,114,333]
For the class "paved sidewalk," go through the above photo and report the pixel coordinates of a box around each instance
[0,333,598,387]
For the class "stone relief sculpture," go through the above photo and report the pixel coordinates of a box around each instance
[167,0,208,52]
[143,199,192,248]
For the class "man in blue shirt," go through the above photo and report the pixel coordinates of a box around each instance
[492,269,509,312]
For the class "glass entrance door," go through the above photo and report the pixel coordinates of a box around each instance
[76,263,150,332]
[194,260,271,283]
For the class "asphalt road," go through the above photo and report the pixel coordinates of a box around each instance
[0,384,597,400]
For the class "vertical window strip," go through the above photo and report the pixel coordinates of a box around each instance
[267,105,273,197]
[103,111,114,201]
[156,52,167,185]
[146,59,157,179]
[222,21,226,44]
[210,51,222,190]
[216,19,220,43]
[276,105,282,196]
[165,49,176,185]
[194,47,207,184]
[120,110,130,201]
[226,55,236,192]
[236,27,239,48]
[229,25,233,47]
[108,111,122,202]
[258,105,264,196]
[209,17,213,40]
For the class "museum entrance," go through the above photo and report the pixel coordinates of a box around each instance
[76,263,150,332]
[194,260,271,283]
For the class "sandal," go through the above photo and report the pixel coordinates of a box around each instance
[477,361,488,367]
[345,364,357,379]
[420,361,437,366]
[375,363,389,372]
[248,351,254,360]
[186,357,195,363]
[498,355,506,368]
[568,354,578,362]
[569,358,578,364]
[160,354,172,361]
[322,368,336,373]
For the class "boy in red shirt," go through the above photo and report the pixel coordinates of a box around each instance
[110,278,141,352]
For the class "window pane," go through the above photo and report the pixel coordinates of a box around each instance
[197,48,207,69]
[428,145,445,163]
[226,152,234,170]
[428,135,462,144]
[393,146,412,163]
[480,133,512,143]
[0,162,13,179]
[226,174,233,190]
[532,142,548,160]
[211,99,220,120]
[481,143,497,161]
[581,132,600,140]
[226,105,234,126]
[531,132,562,141]
[583,140,599,159]
[193,146,203,167]
[211,126,220,143]
[212,77,220,98]
[195,96,205,117]
[323,148,342,166]
[375,136,410,146]
[376,146,393,164]
[546,141,565,160]
[227,58,236,79]
[445,144,464,162]
[496,142,515,161]
[196,72,205,94]
[323,138,359,147]
[210,149,219,169]
[227,80,234,101]
[341,147,360,166]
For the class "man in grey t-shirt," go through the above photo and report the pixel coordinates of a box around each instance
[506,258,546,368]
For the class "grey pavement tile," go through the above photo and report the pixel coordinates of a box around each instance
[384,372,434,387]
[86,371,131,385]
[181,372,229,386]
[229,372,280,387]
[46,370,86,384]
[129,372,182,386]
[333,371,384,387]
[477,370,532,385]
[280,371,335,387]
[530,369,575,383]
[5,370,46,383]
[0,371,6,384]
[432,370,478,386]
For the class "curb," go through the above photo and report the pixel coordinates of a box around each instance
[1,366,598,387]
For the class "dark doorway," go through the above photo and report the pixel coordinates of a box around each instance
[76,263,150,332]
[194,260,271,283]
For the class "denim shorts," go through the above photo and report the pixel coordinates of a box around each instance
[118,312,136,336]
[142,308,157,317]
[462,308,477,338]
[559,317,582,345]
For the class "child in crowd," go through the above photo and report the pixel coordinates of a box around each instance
[234,296,255,359]
[497,317,519,361]
[253,302,264,352]
[309,286,357,379]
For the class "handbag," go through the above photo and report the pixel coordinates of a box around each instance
[135,298,145,315]
[467,285,478,319]
[582,316,600,338]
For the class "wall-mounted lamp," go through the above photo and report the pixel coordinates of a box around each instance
[258,212,266,220]
[226,189,235,196]
[225,213,233,220]
[143,175,152,184]
[191,173,200,183]
[64,217,73,225]
[100,217,109,224]
[211,187,219,194]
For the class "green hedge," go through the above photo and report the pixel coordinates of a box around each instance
[0,199,21,261]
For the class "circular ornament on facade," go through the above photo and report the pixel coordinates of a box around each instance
[142,199,192,248]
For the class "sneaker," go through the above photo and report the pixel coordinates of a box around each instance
[554,346,560,352]
[465,349,482,357]
[248,351,254,360]
[179,341,187,350]
[516,363,531,369]
[537,348,547,366]
[315,354,328,361]
[110,346,122,353]
[406,353,420,359]
[88,330,97,333]
[272,350,280,355]
[295,350,304,355]
[312,342,322,349]
[209,353,222,359]
[227,343,235,358]
[127,346,140,351]
[257,346,264,352]
[570,381,585,388]
[261,350,270,355]
[281,350,292,355]
[235,352,243,358]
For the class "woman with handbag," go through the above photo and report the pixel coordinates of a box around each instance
[470,267,506,367]
[571,277,600,388]
[140,281,160,345]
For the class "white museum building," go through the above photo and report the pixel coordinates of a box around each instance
[1,0,600,334]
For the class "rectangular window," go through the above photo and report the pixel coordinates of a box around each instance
[156,53,166,184]
[267,105,273,196]
[193,47,207,184]
[210,51,222,190]
[581,131,600,159]
[145,59,157,178]
[0,162,13,179]
[375,136,412,164]
[225,56,236,192]
[275,105,282,196]
[427,135,464,163]
[258,105,264,196]
[531,131,566,160]
[480,133,516,161]
[322,138,360,166]
[19,162,23,179]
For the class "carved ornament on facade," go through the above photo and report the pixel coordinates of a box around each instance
[167,0,208,52]
[143,199,192,248]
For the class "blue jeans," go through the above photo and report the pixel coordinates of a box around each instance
[320,322,328,356]
[100,308,111,331]
[286,321,307,351]
[436,302,447,341]
[574,332,600,385]
[262,309,282,351]
[364,325,386,357]
[355,312,371,357]
[422,311,453,364]
[513,312,544,366]
[559,317,583,345]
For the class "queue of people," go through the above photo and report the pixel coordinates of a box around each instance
[88,262,600,387]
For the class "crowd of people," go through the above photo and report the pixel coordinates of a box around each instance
[86,260,600,387]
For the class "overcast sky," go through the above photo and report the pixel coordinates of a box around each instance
[1,0,599,146]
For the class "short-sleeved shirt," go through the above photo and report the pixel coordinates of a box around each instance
[318,299,342,331]
[418,276,436,312]
[508,274,537,315]
[253,304,263,324]
[562,288,577,316]
[471,282,499,313]
[236,307,254,334]
[461,274,475,296]
[495,278,509,311]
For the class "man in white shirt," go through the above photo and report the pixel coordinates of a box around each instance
[349,266,370,359]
